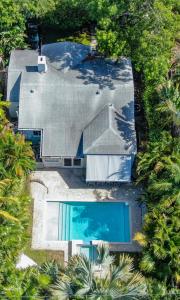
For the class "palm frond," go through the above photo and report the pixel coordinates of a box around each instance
[96,243,114,268]
[67,254,93,290]
[75,286,92,297]
[148,181,172,193]
[109,254,134,283]
[0,196,19,203]
[0,178,12,190]
[52,279,73,300]
[118,254,133,273]
[40,260,63,283]
[153,243,167,259]
[139,253,155,273]
[0,210,18,222]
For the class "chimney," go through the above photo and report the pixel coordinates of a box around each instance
[38,55,47,73]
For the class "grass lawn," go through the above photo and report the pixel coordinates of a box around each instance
[24,199,64,265]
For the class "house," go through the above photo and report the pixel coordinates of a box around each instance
[7,42,141,259]
[7,42,136,183]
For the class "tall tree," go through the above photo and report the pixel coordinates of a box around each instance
[0,101,35,287]
[0,0,26,60]
[53,244,146,299]
[135,132,180,290]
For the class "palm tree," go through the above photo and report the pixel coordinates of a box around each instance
[40,260,63,283]
[52,244,146,299]
[1,267,50,300]
[134,197,179,286]
[0,99,35,179]
[0,133,35,178]
[137,131,177,183]
[147,154,180,201]
[156,80,180,133]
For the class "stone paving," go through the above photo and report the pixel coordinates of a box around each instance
[31,168,142,261]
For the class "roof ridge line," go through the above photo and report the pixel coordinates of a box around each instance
[108,104,112,128]
[83,103,111,132]
[84,128,112,154]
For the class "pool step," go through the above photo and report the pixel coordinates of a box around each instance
[58,202,63,240]
[58,203,71,240]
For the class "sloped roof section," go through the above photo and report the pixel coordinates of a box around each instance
[83,104,136,155]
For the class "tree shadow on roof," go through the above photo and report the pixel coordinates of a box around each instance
[113,101,136,149]
[42,42,90,71]
[75,58,132,90]
[42,42,132,90]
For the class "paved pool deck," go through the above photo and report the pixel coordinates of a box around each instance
[31,168,143,261]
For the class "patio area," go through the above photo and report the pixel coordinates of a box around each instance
[31,168,143,261]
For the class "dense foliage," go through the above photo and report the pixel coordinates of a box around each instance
[0,0,26,60]
[0,101,35,295]
[135,132,180,289]
[94,0,179,130]
[0,0,179,298]
[133,55,180,298]
[52,244,146,299]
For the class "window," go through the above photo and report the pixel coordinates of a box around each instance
[73,158,81,166]
[64,158,72,166]
[33,131,41,136]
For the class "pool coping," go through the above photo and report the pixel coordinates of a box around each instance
[46,200,132,245]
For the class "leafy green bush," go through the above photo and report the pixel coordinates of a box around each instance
[0,0,27,60]
[41,0,93,33]
[1,267,50,300]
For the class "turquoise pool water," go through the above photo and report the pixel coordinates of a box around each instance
[58,202,130,242]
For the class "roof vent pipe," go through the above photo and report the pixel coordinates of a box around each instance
[37,55,47,73]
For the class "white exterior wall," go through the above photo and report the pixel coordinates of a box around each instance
[42,157,85,168]
[86,155,132,182]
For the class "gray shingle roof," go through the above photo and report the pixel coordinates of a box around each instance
[84,104,136,154]
[7,42,136,157]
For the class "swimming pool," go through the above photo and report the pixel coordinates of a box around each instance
[58,201,130,242]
